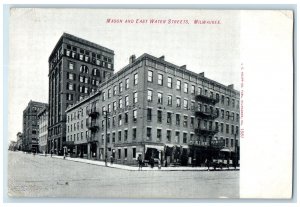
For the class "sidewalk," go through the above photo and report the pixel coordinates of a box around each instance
[39,153,240,171]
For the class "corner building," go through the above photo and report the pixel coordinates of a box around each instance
[23,100,48,152]
[66,54,240,166]
[48,33,114,155]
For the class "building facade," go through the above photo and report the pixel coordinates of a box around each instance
[65,54,240,166]
[22,100,48,152]
[37,105,49,154]
[48,33,114,155]
[16,132,23,151]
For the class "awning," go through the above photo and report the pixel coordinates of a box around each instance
[145,145,164,151]
[181,145,189,149]
[220,148,232,152]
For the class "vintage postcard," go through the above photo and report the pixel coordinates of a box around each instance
[6,8,294,200]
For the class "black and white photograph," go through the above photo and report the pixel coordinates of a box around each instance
[4,7,294,201]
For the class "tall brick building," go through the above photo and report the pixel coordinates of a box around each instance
[22,100,48,152]
[65,53,240,166]
[48,33,114,154]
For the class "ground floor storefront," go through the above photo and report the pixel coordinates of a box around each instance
[64,142,240,167]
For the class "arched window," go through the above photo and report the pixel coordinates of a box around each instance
[80,65,89,74]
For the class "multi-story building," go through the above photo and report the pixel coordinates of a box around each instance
[16,132,23,151]
[37,105,49,154]
[48,33,114,155]
[22,100,48,152]
[65,53,240,166]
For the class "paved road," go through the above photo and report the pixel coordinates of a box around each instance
[8,151,239,198]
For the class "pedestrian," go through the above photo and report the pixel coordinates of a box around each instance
[205,158,210,171]
[110,155,114,165]
[50,150,53,157]
[138,154,143,171]
[150,156,155,168]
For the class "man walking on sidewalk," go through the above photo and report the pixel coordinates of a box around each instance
[138,154,143,171]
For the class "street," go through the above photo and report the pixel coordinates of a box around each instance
[8,151,239,198]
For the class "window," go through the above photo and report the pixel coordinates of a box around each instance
[118,149,121,159]
[184,83,188,93]
[183,116,188,127]
[118,82,123,93]
[166,130,171,142]
[67,83,74,91]
[221,95,225,104]
[67,94,73,101]
[236,113,239,122]
[147,90,153,102]
[190,133,195,143]
[124,130,128,141]
[191,117,194,127]
[215,122,219,131]
[183,133,187,143]
[231,112,235,121]
[113,101,117,111]
[176,80,181,90]
[167,112,172,124]
[210,91,214,98]
[226,111,229,120]
[84,87,88,94]
[68,73,74,80]
[133,92,138,104]
[198,87,202,95]
[132,148,136,159]
[125,78,129,89]
[231,139,234,147]
[80,65,89,74]
[236,126,239,135]
[191,85,195,94]
[124,148,128,159]
[157,129,162,141]
[227,97,230,106]
[113,85,117,96]
[221,123,224,133]
[183,99,188,109]
[232,99,235,108]
[132,128,137,140]
[157,110,162,123]
[191,102,195,110]
[176,114,180,126]
[175,131,180,143]
[124,112,128,124]
[125,96,129,107]
[108,89,112,98]
[133,110,137,122]
[146,127,152,140]
[69,62,74,70]
[134,73,138,85]
[216,93,220,101]
[158,74,163,85]
[157,92,163,104]
[102,92,106,101]
[221,109,225,119]
[102,106,106,114]
[108,104,111,113]
[148,70,153,82]
[226,124,229,134]
[176,97,181,107]
[118,131,122,142]
[112,132,116,143]
[226,138,229,147]
[167,77,172,88]
[167,95,172,106]
[112,116,116,127]
[118,114,122,126]
[147,108,152,121]
[118,99,123,109]
[231,125,235,135]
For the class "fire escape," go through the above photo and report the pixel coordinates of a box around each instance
[86,103,99,143]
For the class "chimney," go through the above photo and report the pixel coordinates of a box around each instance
[159,55,165,60]
[129,55,136,64]
[180,65,186,69]
[228,84,234,89]
[199,72,205,77]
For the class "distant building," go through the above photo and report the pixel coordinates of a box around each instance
[22,100,48,152]
[48,33,114,155]
[16,132,23,151]
[65,53,240,166]
[37,105,49,154]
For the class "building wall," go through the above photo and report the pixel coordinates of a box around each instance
[48,33,114,154]
[22,101,48,152]
[38,107,48,153]
[65,54,240,166]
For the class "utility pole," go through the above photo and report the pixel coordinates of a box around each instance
[104,111,108,167]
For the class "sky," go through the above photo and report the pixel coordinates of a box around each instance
[8,9,241,141]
